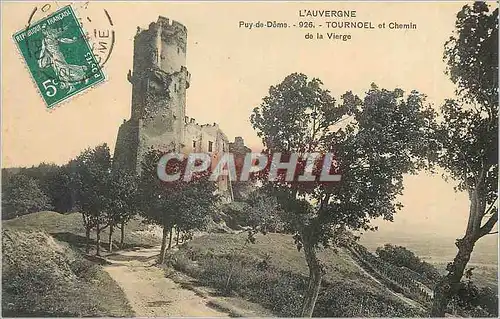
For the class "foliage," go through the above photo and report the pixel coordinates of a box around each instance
[139,148,220,232]
[376,244,441,282]
[250,73,436,315]
[44,164,78,213]
[244,189,284,233]
[431,3,498,316]
[218,190,283,232]
[138,147,220,263]
[169,233,423,317]
[444,2,498,109]
[351,243,433,305]
[448,278,498,317]
[251,74,436,242]
[1,173,52,219]
[106,169,139,226]
[436,1,498,235]
[71,144,112,232]
[5,163,77,213]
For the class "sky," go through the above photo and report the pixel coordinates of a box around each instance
[2,1,498,243]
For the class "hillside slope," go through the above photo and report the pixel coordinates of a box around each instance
[3,211,162,252]
[168,232,425,317]
[2,228,134,317]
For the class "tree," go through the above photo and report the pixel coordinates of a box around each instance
[244,189,283,233]
[430,3,498,316]
[8,163,76,213]
[250,73,436,316]
[106,169,139,251]
[71,144,112,255]
[1,174,52,219]
[44,164,77,213]
[138,149,174,263]
[138,148,219,263]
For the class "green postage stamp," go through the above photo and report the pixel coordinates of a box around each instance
[12,5,105,109]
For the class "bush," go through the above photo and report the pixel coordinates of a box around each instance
[448,280,499,317]
[316,281,421,317]
[169,247,421,317]
[2,174,52,220]
[376,244,441,282]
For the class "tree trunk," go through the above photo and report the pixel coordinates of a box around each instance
[158,225,168,264]
[430,236,476,316]
[120,220,125,249]
[430,182,497,317]
[108,223,113,252]
[168,226,173,249]
[300,239,323,317]
[85,226,91,254]
[176,229,180,245]
[96,219,101,256]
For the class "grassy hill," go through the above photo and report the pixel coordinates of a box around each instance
[2,211,162,317]
[3,211,162,252]
[2,228,134,317]
[359,229,498,290]
[4,211,495,317]
[167,232,425,317]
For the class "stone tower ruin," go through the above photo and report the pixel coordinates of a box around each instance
[114,16,191,172]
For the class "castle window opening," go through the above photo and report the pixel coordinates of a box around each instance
[208,141,213,152]
[177,47,180,54]
[192,140,196,148]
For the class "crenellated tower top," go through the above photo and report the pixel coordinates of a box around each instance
[129,16,190,121]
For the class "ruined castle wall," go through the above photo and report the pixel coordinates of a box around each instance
[183,121,228,154]
[137,67,189,156]
[181,120,230,191]
[157,19,187,74]
[114,16,231,198]
[113,119,139,172]
[116,17,191,172]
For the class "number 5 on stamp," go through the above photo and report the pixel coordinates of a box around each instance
[12,5,106,109]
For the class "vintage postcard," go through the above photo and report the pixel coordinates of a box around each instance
[1,1,498,318]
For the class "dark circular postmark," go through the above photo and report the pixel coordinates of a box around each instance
[23,2,115,85]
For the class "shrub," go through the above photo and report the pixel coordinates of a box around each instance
[2,174,52,220]
[376,244,441,282]
[169,247,420,317]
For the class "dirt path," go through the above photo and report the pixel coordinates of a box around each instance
[103,246,229,317]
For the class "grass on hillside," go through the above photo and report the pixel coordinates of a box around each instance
[166,232,424,317]
[3,211,162,254]
[2,228,134,317]
[2,211,164,317]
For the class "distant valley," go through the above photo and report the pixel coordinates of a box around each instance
[359,230,498,266]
